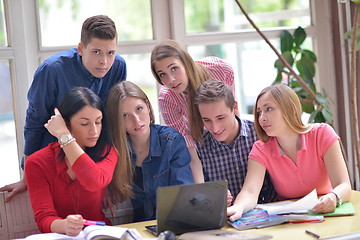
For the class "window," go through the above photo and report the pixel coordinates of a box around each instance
[37,0,153,47]
[0,59,20,186]
[0,0,7,47]
[122,53,160,123]
[0,0,20,186]
[184,0,311,116]
[185,0,310,34]
[0,0,338,186]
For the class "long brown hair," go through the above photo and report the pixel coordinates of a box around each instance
[150,39,211,142]
[106,81,155,202]
[254,84,312,142]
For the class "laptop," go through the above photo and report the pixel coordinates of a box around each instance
[146,180,228,236]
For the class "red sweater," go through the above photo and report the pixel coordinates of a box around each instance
[25,142,118,233]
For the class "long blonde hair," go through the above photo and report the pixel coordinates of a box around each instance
[254,84,312,142]
[150,39,211,143]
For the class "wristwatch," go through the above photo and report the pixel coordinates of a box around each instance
[331,191,343,207]
[58,134,75,148]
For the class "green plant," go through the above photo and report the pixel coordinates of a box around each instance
[272,27,333,124]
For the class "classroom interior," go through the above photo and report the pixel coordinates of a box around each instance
[1,0,360,239]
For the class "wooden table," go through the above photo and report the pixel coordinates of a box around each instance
[119,191,360,239]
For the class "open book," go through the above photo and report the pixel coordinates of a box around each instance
[256,189,318,215]
[228,189,322,230]
[23,225,142,240]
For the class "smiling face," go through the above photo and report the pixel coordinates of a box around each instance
[121,96,151,139]
[154,57,189,94]
[69,105,102,149]
[256,92,289,137]
[198,99,239,145]
[78,37,117,78]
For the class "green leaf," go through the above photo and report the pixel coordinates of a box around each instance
[322,105,333,124]
[343,29,353,40]
[274,51,294,69]
[296,55,316,84]
[280,30,293,53]
[308,109,319,123]
[314,112,326,123]
[351,0,360,4]
[302,50,317,63]
[301,102,315,114]
[273,70,283,84]
[294,27,306,47]
[316,93,327,105]
[289,80,302,88]
[274,59,284,69]
[282,51,295,66]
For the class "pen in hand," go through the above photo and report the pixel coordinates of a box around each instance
[83,220,106,226]
[305,230,320,239]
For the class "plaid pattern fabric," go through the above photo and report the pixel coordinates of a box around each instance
[197,117,277,203]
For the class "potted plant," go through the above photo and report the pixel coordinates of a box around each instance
[233,0,332,125]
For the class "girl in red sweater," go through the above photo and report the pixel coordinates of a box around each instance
[25,87,119,236]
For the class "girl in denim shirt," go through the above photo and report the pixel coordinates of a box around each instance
[106,81,194,222]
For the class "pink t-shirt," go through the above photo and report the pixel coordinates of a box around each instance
[249,123,339,200]
[158,56,235,148]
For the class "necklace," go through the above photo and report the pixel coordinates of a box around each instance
[67,175,80,213]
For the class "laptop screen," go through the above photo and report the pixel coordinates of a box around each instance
[155,181,228,235]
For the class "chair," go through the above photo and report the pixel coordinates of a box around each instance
[0,190,39,239]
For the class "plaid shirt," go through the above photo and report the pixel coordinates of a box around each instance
[197,116,277,203]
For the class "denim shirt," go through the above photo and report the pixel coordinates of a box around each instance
[130,124,194,221]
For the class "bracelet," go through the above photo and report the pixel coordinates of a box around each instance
[60,137,76,148]
[331,191,343,207]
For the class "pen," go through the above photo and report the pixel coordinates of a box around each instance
[289,219,324,223]
[84,220,106,226]
[305,230,320,239]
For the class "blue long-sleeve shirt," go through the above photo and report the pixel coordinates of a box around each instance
[24,48,126,156]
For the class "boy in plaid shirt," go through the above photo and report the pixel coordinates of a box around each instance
[194,79,276,204]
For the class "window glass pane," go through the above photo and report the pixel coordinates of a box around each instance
[0,60,20,186]
[0,0,7,47]
[122,53,160,124]
[185,0,310,34]
[188,38,313,117]
[38,0,153,47]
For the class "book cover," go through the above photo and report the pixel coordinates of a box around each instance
[227,208,287,230]
[308,202,356,217]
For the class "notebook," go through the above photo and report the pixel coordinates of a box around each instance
[228,208,287,230]
[308,202,356,216]
[145,181,228,236]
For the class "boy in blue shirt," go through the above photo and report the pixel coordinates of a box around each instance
[0,15,127,201]
[194,79,276,204]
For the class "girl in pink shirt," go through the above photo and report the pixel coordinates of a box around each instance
[227,84,351,221]
[151,39,235,183]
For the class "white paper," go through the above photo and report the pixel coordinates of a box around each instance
[83,225,127,238]
[22,232,83,240]
[257,189,318,215]
[22,225,142,240]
